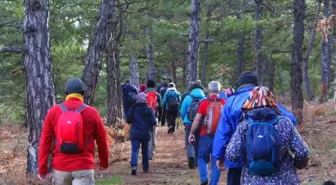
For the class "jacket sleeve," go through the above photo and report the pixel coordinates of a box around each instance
[213,104,234,160]
[93,109,109,168]
[225,121,245,162]
[38,107,56,175]
[180,95,190,119]
[126,107,133,124]
[288,119,309,167]
[277,102,297,126]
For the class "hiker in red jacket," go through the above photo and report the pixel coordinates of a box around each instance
[38,78,109,185]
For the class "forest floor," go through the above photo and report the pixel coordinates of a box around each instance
[0,102,336,185]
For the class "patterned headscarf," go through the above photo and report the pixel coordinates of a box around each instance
[242,86,278,110]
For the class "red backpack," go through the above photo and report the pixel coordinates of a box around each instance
[147,91,158,110]
[204,98,224,135]
[56,103,87,154]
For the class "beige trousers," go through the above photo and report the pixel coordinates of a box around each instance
[53,169,95,185]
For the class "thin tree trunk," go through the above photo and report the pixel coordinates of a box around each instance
[129,33,139,87]
[183,49,187,91]
[171,59,177,84]
[268,59,275,91]
[187,0,201,83]
[146,27,155,81]
[81,0,116,105]
[24,0,56,174]
[332,0,336,108]
[291,0,305,125]
[320,0,330,103]
[303,1,321,101]
[278,66,285,97]
[236,14,245,81]
[201,27,209,86]
[106,6,122,127]
[254,0,264,85]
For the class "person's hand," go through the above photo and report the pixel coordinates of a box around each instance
[38,174,50,182]
[216,160,226,171]
[188,134,195,144]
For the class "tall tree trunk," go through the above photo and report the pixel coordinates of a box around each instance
[278,66,285,97]
[129,33,139,87]
[303,1,321,101]
[320,0,330,103]
[171,59,177,84]
[187,0,201,83]
[106,7,122,127]
[332,0,336,108]
[236,16,245,81]
[81,0,116,105]
[201,27,209,86]
[254,0,264,85]
[24,0,56,174]
[183,49,187,91]
[268,59,275,91]
[291,0,305,125]
[146,27,155,81]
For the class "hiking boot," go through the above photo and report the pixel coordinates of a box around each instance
[188,156,195,169]
[200,181,208,185]
[131,169,137,175]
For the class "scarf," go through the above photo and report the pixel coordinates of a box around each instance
[242,86,278,110]
[65,93,84,102]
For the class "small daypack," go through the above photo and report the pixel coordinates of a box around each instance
[126,92,137,106]
[204,98,223,135]
[167,95,179,109]
[56,103,87,154]
[187,95,202,121]
[147,91,158,110]
[245,116,282,176]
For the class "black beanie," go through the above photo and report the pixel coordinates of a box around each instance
[65,78,85,95]
[237,72,258,87]
[146,79,156,88]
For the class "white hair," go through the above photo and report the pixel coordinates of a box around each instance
[208,81,221,93]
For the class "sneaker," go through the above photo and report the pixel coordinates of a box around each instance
[200,181,208,185]
[188,156,195,169]
[131,169,137,175]
[143,170,149,173]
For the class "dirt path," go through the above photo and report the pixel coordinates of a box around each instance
[97,126,228,185]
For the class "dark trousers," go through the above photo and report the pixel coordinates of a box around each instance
[161,109,166,126]
[166,109,177,132]
[227,167,242,185]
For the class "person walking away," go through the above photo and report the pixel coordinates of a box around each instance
[180,82,205,169]
[162,82,181,134]
[212,71,298,185]
[145,79,163,160]
[139,84,146,93]
[225,86,309,185]
[181,81,205,106]
[127,92,157,175]
[157,77,167,123]
[122,80,138,118]
[38,78,109,185]
[159,82,169,126]
[189,81,225,185]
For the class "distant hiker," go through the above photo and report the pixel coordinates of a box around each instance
[225,88,235,98]
[225,86,309,185]
[127,92,157,175]
[181,81,204,107]
[139,84,147,93]
[146,79,163,160]
[159,82,169,126]
[189,81,225,185]
[162,82,181,134]
[38,78,109,185]
[213,72,298,185]
[180,82,205,169]
[122,79,138,118]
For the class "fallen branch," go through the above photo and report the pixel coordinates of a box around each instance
[0,46,24,54]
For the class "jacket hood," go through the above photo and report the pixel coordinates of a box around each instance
[166,87,177,92]
[190,88,205,99]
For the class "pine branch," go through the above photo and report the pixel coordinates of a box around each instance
[0,47,24,54]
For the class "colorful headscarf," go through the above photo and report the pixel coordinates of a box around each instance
[242,86,278,110]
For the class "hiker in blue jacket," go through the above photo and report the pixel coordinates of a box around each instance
[180,82,205,169]
[212,71,297,185]
[121,80,138,118]
[163,82,181,134]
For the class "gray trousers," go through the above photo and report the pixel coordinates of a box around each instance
[185,124,200,161]
[53,169,94,185]
[148,125,157,159]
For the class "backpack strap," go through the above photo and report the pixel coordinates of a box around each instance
[59,103,68,112]
[75,104,88,113]
[248,116,282,126]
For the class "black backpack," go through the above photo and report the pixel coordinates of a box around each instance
[187,95,202,121]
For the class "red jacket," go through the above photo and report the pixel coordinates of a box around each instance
[38,98,109,175]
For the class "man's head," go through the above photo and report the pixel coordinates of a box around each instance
[190,82,204,91]
[208,81,221,95]
[168,82,175,88]
[125,79,131,84]
[237,71,258,88]
[64,78,85,95]
[146,79,156,88]
[163,82,168,88]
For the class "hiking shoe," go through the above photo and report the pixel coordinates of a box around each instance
[200,181,208,185]
[188,156,195,169]
[131,169,137,175]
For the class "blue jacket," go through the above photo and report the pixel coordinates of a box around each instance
[212,85,297,168]
[219,91,227,99]
[180,88,205,124]
[162,88,181,110]
[126,103,157,141]
[121,83,138,108]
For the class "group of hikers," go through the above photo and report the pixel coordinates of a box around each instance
[35,72,334,185]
